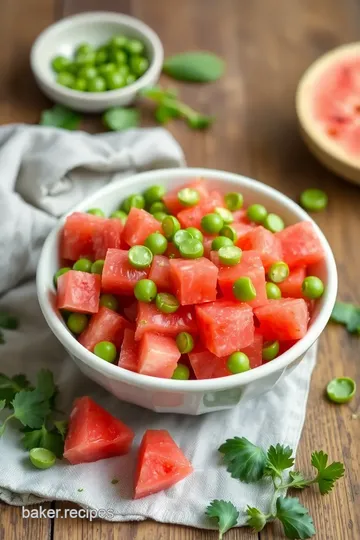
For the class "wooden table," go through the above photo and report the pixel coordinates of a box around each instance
[1,0,359,538]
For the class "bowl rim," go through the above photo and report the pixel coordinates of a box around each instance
[30,11,164,102]
[37,167,338,393]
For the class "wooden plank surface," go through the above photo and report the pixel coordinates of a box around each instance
[0,0,359,539]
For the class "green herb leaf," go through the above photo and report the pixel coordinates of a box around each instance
[22,425,64,458]
[36,370,56,401]
[103,107,140,131]
[0,313,19,330]
[206,500,239,539]
[276,497,316,539]
[0,400,5,412]
[139,86,178,102]
[219,437,267,483]
[330,301,360,334]
[163,51,225,82]
[54,420,68,441]
[311,451,345,495]
[155,103,180,124]
[265,444,295,479]
[287,471,309,489]
[246,506,267,532]
[186,114,214,129]
[39,105,82,130]
[12,389,50,429]
[0,373,31,407]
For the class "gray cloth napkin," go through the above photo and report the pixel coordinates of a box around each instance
[0,124,316,528]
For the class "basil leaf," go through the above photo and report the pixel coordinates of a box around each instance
[163,52,225,82]
[103,107,140,131]
[39,105,82,130]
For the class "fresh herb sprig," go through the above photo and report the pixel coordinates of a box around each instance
[330,301,360,335]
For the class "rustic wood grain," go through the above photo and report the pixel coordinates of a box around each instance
[0,0,359,539]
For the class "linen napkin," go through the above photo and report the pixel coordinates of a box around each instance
[0,124,317,528]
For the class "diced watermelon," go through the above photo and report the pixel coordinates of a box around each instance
[233,223,255,245]
[122,300,138,323]
[134,430,193,499]
[188,345,231,379]
[162,179,210,215]
[57,270,100,314]
[78,306,130,351]
[278,267,306,298]
[169,257,218,305]
[118,329,139,372]
[276,221,325,268]
[195,300,254,357]
[165,243,181,259]
[203,236,215,258]
[135,302,198,341]
[177,190,224,229]
[242,332,263,368]
[138,333,181,378]
[232,209,251,223]
[92,218,126,260]
[63,396,134,465]
[254,298,309,341]
[102,249,149,295]
[237,226,283,269]
[149,255,172,291]
[122,208,161,247]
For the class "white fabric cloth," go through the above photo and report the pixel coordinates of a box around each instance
[0,124,316,528]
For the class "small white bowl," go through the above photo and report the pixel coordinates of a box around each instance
[37,168,337,415]
[30,12,164,113]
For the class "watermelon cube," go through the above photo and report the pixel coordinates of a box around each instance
[118,329,139,372]
[242,332,263,368]
[148,255,172,291]
[237,226,283,269]
[138,333,181,378]
[57,270,100,314]
[233,222,255,245]
[188,345,231,379]
[195,300,254,357]
[134,429,193,499]
[177,191,224,229]
[169,257,218,305]
[122,208,161,247]
[162,179,210,215]
[276,221,325,268]
[232,209,251,223]
[102,249,149,295]
[63,396,135,465]
[135,302,198,341]
[93,217,126,260]
[78,306,130,351]
[254,298,309,340]
[278,266,306,298]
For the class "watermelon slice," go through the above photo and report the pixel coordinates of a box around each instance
[237,226,283,269]
[134,430,193,499]
[162,179,210,215]
[63,396,134,465]
[138,333,181,378]
[276,221,325,268]
[188,345,231,379]
[148,255,172,291]
[254,298,309,341]
[135,302,198,341]
[57,270,100,314]
[102,249,149,295]
[122,208,161,247]
[169,257,218,305]
[278,266,306,298]
[177,190,224,229]
[78,306,130,351]
[242,332,263,368]
[118,328,139,372]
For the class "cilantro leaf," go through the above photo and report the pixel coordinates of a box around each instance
[331,301,360,334]
[246,506,267,532]
[287,471,309,489]
[219,437,267,483]
[186,114,214,129]
[265,444,295,479]
[311,451,345,495]
[12,389,50,429]
[276,496,315,539]
[0,373,31,407]
[39,105,82,130]
[36,369,57,401]
[54,420,68,441]
[0,313,19,330]
[0,400,5,412]
[103,107,140,131]
[22,425,64,458]
[206,500,239,539]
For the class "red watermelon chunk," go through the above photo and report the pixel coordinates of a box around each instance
[122,207,161,247]
[135,302,198,341]
[134,430,193,499]
[148,255,172,291]
[195,300,254,357]
[118,328,139,372]
[237,226,283,269]
[188,345,231,379]
[276,221,325,268]
[177,190,224,229]
[57,270,100,314]
[232,209,251,223]
[162,179,209,215]
[92,218,126,260]
[78,306,130,351]
[203,236,215,258]
[278,266,306,298]
[254,298,309,341]
[169,257,218,305]
[233,223,256,245]
[242,332,263,368]
[138,333,181,378]
[63,396,134,465]
[102,249,149,295]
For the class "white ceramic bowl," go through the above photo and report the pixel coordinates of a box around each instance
[30,12,164,113]
[37,168,337,415]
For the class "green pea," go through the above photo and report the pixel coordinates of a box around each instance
[67,313,88,334]
[218,246,242,266]
[144,232,168,255]
[127,194,145,210]
[211,236,233,251]
[94,341,117,363]
[87,208,105,217]
[263,213,285,233]
[88,76,106,92]
[95,47,109,65]
[219,225,238,242]
[155,292,180,313]
[302,276,324,299]
[300,189,328,212]
[52,56,71,73]
[91,260,105,275]
[110,35,128,49]
[106,72,126,90]
[75,43,94,57]
[118,64,130,78]
[215,207,234,224]
[201,213,224,234]
[162,215,181,240]
[172,364,190,380]
[73,78,87,91]
[267,261,290,283]
[75,51,96,66]
[233,276,257,301]
[179,238,204,259]
[173,229,193,248]
[262,341,280,362]
[178,188,200,207]
[67,62,79,75]
[153,211,168,222]
[176,332,194,354]
[149,201,168,215]
[130,56,149,77]
[326,377,356,404]
[128,245,153,269]
[224,192,243,211]
[186,227,203,242]
[56,72,75,88]
[247,204,268,223]
[98,63,117,76]
[227,352,250,374]
[126,74,136,85]
[110,210,127,223]
[73,258,92,272]
[99,294,119,311]
[112,49,127,65]
[77,65,98,80]
[53,267,71,288]
[125,39,145,55]
[266,282,282,299]
[29,448,56,470]
[134,279,157,303]
[144,185,166,206]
